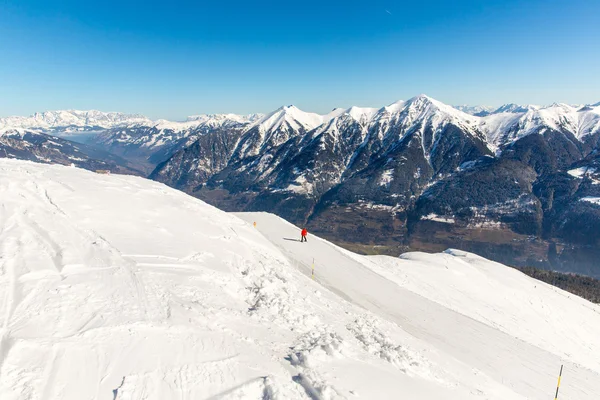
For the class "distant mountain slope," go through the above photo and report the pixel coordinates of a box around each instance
[0,109,152,131]
[0,129,141,175]
[0,110,263,172]
[82,114,263,172]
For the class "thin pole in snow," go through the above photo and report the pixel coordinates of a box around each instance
[312,258,315,280]
[554,365,563,400]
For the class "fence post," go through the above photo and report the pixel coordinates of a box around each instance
[554,365,563,400]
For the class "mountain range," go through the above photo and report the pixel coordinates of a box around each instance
[2,95,600,276]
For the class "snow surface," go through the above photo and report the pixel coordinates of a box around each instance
[580,196,600,205]
[1,159,599,399]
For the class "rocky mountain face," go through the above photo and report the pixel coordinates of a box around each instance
[0,110,262,174]
[0,130,141,175]
[88,114,261,173]
[408,102,600,276]
[149,95,600,277]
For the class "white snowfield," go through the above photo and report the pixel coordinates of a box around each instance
[1,160,599,400]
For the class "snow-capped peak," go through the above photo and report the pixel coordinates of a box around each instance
[250,105,325,134]
[398,94,477,125]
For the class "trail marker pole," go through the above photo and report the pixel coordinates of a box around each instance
[554,365,563,400]
[312,258,315,280]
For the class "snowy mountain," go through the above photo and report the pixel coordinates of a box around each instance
[0,110,152,133]
[88,113,263,172]
[152,96,600,277]
[5,97,600,276]
[154,94,491,212]
[88,115,252,171]
[0,129,141,174]
[0,110,263,173]
[1,159,599,399]
[481,102,600,150]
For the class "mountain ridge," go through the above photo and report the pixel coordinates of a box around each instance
[3,95,600,276]
[149,95,600,278]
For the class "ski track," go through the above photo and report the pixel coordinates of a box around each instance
[237,211,600,400]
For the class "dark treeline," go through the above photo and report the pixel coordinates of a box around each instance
[518,267,600,304]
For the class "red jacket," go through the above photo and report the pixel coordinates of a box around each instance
[301,228,308,236]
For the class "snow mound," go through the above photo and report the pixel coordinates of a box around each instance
[1,160,599,399]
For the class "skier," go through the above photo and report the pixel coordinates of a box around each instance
[300,228,308,242]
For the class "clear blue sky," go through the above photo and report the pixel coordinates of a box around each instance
[1,0,599,120]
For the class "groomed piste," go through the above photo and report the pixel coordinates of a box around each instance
[1,159,599,399]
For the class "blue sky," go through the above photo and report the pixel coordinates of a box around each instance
[1,0,599,120]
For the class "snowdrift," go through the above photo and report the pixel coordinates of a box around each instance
[0,159,599,399]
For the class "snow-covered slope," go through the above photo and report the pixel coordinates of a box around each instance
[1,159,599,400]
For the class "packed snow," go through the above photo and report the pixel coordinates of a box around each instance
[1,160,600,399]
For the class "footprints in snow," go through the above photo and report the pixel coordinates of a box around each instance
[229,249,438,398]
